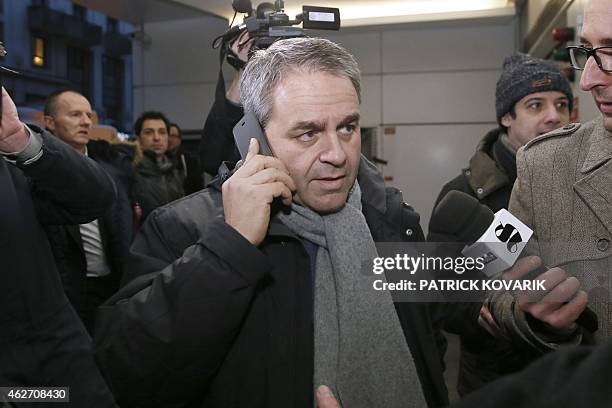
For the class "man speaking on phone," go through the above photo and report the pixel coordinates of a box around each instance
[95,38,585,408]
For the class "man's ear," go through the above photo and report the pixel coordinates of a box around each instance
[500,112,513,128]
[43,115,55,132]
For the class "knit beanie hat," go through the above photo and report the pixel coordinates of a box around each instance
[495,53,573,125]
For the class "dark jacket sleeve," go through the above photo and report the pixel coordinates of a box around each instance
[199,96,243,175]
[21,128,117,225]
[94,210,272,406]
[184,152,204,194]
[428,173,473,241]
[450,341,612,408]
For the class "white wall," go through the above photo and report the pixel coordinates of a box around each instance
[133,16,517,232]
[132,15,230,130]
[323,19,517,231]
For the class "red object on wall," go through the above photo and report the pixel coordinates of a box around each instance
[552,27,575,42]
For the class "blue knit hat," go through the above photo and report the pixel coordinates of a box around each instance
[495,53,573,125]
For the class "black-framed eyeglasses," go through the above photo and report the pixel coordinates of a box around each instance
[567,45,612,73]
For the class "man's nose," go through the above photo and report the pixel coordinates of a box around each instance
[81,113,92,127]
[319,133,348,167]
[580,55,607,92]
[543,104,562,125]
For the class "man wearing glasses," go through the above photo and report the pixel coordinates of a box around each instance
[509,0,612,343]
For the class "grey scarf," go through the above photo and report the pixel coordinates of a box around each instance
[278,182,427,408]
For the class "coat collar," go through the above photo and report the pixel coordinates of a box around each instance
[465,128,512,199]
[574,119,612,235]
[580,118,612,174]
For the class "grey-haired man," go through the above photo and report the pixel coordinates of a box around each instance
[94,37,582,408]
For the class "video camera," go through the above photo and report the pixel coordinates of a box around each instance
[213,0,341,64]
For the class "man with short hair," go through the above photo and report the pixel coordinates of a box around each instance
[430,54,574,395]
[133,111,184,219]
[44,89,95,153]
[509,0,612,341]
[95,38,584,408]
[43,89,133,332]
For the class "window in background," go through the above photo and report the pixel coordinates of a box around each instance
[0,0,3,44]
[102,55,124,128]
[32,36,46,67]
[25,93,47,106]
[67,45,92,98]
[107,17,118,33]
[73,4,86,21]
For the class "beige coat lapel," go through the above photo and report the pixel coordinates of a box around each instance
[574,121,612,236]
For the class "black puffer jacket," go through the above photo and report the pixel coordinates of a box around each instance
[168,149,204,195]
[134,150,185,220]
[95,159,484,408]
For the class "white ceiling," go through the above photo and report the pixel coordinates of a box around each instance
[74,0,516,26]
[177,0,516,27]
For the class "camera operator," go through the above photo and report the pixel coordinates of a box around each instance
[199,29,253,175]
[199,1,340,176]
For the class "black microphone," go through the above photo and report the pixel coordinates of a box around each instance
[429,190,493,243]
[429,190,598,333]
[433,191,537,277]
[232,0,253,14]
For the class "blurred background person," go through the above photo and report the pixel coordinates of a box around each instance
[134,111,185,220]
[42,89,135,333]
[168,122,204,194]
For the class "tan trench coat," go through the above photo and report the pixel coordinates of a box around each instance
[509,117,612,340]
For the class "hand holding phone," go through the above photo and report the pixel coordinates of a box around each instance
[233,110,273,160]
[223,135,295,246]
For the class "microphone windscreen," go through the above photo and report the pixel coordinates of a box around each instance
[232,0,252,14]
[429,191,494,243]
[256,2,275,18]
